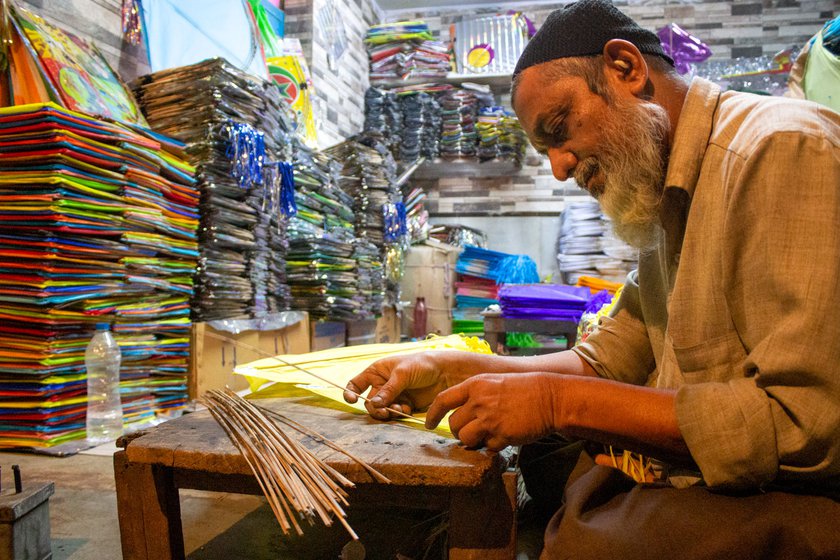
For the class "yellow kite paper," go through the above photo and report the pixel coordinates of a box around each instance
[236,335,492,433]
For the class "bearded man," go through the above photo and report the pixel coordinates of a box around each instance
[345,1,840,556]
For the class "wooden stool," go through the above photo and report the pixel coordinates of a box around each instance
[114,393,517,559]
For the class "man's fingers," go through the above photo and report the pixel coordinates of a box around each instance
[454,421,488,449]
[343,380,364,404]
[425,384,468,429]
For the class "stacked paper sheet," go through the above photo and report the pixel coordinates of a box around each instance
[498,284,593,323]
[132,59,297,320]
[557,200,637,284]
[0,103,199,448]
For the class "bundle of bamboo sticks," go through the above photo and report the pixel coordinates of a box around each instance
[202,388,390,539]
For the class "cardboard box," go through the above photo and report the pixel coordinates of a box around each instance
[258,314,310,357]
[346,318,377,346]
[189,312,310,399]
[402,240,461,337]
[310,320,346,351]
[375,305,401,344]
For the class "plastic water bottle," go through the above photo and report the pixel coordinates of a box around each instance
[85,323,124,445]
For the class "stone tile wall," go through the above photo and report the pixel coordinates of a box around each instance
[286,0,382,147]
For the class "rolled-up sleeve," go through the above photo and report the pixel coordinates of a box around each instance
[573,270,656,386]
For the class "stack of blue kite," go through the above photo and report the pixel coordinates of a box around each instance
[452,245,540,334]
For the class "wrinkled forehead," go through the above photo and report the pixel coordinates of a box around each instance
[511,68,549,126]
[513,67,578,131]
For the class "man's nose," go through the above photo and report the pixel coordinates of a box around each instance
[547,148,578,181]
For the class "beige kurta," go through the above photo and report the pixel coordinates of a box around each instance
[574,77,840,490]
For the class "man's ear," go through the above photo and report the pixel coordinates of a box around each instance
[602,39,648,96]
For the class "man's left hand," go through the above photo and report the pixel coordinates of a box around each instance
[424,372,558,451]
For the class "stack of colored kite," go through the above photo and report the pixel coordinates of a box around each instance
[398,92,441,163]
[452,246,540,334]
[132,59,298,320]
[439,89,479,160]
[286,145,360,320]
[0,103,200,448]
[362,88,403,154]
[476,107,528,164]
[365,21,451,82]
[325,139,406,316]
[352,239,384,318]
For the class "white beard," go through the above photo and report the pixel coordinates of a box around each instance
[574,96,670,251]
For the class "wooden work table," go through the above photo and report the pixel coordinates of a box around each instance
[114,392,517,559]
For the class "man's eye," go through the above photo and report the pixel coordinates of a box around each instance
[549,126,568,145]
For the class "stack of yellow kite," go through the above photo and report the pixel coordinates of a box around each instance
[236,334,492,434]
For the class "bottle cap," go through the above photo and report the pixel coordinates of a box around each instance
[95,323,110,331]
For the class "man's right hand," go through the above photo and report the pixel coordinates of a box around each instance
[343,352,451,420]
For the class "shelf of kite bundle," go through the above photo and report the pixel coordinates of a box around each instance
[370,72,514,92]
[409,157,521,180]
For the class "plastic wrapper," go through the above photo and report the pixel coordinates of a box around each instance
[498,284,593,323]
[454,13,530,75]
[429,224,488,248]
[132,58,298,320]
[657,23,712,75]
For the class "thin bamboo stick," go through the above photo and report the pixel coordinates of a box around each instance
[202,389,365,540]
[256,404,392,484]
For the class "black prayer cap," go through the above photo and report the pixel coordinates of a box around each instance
[513,0,674,76]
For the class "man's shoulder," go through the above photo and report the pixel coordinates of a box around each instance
[710,90,840,158]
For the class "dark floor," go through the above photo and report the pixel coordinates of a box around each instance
[0,449,545,559]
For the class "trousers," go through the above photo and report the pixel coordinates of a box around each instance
[540,451,840,560]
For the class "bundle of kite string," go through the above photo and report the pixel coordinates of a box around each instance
[202,388,389,538]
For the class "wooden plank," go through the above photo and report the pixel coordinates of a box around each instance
[124,395,503,487]
[114,451,149,560]
[114,451,185,560]
[448,469,517,560]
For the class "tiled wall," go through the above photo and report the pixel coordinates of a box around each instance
[285,0,382,147]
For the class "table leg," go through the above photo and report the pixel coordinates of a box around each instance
[114,451,185,560]
[448,470,517,560]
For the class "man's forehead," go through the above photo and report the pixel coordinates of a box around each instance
[514,69,575,123]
